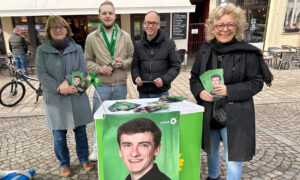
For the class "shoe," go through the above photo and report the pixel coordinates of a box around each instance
[82,162,93,171]
[17,79,21,82]
[206,177,219,180]
[89,151,97,161]
[60,167,71,177]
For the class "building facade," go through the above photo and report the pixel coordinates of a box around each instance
[0,0,195,62]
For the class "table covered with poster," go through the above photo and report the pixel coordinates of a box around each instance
[94,98,204,180]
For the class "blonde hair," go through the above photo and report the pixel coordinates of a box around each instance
[99,1,115,13]
[205,3,247,42]
[44,15,73,39]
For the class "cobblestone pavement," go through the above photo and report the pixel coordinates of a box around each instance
[1,65,300,179]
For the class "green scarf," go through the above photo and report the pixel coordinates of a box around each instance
[101,24,118,58]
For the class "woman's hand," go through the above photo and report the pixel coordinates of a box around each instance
[212,85,227,96]
[68,86,78,94]
[199,90,213,102]
[57,80,69,95]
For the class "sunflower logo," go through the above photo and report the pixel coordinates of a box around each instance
[179,153,184,171]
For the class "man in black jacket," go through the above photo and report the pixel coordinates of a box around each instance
[131,11,181,98]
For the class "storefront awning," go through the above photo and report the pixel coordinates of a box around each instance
[0,0,195,17]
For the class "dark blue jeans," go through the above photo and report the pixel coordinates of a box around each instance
[52,125,89,168]
[13,54,28,79]
[139,91,169,99]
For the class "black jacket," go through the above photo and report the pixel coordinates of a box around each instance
[190,40,272,161]
[125,163,171,180]
[131,30,181,94]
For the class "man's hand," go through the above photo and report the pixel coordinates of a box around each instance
[57,80,69,95]
[212,85,227,96]
[153,78,163,88]
[115,58,123,68]
[135,77,143,86]
[100,65,113,75]
[199,90,213,102]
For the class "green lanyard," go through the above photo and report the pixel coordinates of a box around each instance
[101,24,118,58]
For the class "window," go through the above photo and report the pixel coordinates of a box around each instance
[0,20,6,55]
[284,0,300,33]
[13,17,30,43]
[34,16,47,45]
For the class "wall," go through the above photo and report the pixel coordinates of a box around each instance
[264,0,300,50]
[120,14,131,35]
[1,17,13,53]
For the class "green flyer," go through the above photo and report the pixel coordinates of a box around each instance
[102,112,180,180]
[72,72,91,95]
[199,69,224,93]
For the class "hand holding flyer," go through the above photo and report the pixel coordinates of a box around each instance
[72,72,91,96]
[199,69,226,101]
[199,69,224,93]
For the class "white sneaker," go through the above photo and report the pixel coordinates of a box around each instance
[89,151,97,161]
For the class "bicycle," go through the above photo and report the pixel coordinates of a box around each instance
[0,58,42,107]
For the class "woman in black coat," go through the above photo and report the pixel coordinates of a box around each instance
[189,4,272,180]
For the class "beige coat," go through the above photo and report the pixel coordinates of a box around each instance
[84,25,134,86]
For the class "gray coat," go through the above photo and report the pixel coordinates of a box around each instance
[35,39,93,130]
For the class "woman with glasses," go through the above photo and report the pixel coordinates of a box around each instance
[35,15,93,177]
[190,4,273,180]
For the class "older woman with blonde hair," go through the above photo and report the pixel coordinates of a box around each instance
[190,4,272,180]
[35,15,93,177]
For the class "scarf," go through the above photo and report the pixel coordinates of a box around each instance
[50,37,70,52]
[211,38,273,87]
[101,24,118,58]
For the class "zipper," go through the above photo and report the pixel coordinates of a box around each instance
[149,47,153,93]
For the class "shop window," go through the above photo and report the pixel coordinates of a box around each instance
[13,17,30,43]
[284,0,300,33]
[0,20,6,55]
[131,13,170,41]
[34,16,47,45]
[218,0,268,43]
[87,15,121,34]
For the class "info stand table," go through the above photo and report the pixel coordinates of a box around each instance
[94,98,204,180]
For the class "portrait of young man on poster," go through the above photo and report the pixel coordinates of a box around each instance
[100,112,179,180]
[117,118,171,180]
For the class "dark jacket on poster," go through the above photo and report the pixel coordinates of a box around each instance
[190,38,273,161]
[9,33,28,54]
[131,29,181,94]
[125,163,171,180]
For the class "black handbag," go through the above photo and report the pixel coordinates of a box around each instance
[213,98,227,126]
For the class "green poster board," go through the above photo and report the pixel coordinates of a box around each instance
[102,112,180,180]
[95,99,203,180]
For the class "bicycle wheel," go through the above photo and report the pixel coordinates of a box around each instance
[0,81,25,107]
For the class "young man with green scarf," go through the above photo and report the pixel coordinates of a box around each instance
[84,0,134,161]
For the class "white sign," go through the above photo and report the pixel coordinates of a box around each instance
[191,29,198,34]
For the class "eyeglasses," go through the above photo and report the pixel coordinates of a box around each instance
[50,25,66,31]
[144,21,159,26]
[215,23,236,31]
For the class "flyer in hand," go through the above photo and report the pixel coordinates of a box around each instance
[107,59,117,71]
[199,69,224,93]
[108,101,141,112]
[72,72,91,95]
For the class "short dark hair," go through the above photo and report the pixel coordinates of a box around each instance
[145,11,161,23]
[117,118,162,148]
[74,76,81,80]
[99,0,115,13]
[211,74,221,80]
